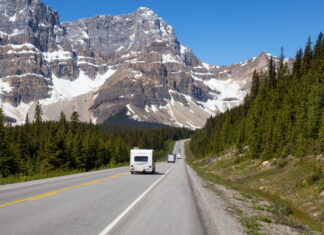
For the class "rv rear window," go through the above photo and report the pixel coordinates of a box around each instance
[134,156,149,162]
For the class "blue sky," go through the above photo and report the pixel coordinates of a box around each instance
[42,0,324,65]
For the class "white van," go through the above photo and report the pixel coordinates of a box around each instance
[177,154,182,159]
[167,154,176,163]
[130,149,155,174]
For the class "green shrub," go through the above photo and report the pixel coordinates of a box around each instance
[258,215,272,223]
[307,167,323,185]
[276,158,288,168]
[241,216,262,235]
[267,200,293,216]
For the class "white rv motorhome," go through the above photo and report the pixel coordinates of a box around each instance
[130,149,155,174]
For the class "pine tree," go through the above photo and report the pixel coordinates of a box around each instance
[0,108,20,177]
[219,113,231,149]
[70,111,80,132]
[268,56,277,88]
[293,49,303,79]
[59,111,68,134]
[302,37,313,73]
[250,70,260,99]
[60,111,66,123]
[279,47,285,69]
[277,47,289,82]
[34,101,43,124]
[25,113,30,125]
[313,32,323,60]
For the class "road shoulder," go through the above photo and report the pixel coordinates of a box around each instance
[185,163,244,235]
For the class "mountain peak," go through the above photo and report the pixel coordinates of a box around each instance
[136,7,156,17]
[258,52,272,57]
[137,7,154,12]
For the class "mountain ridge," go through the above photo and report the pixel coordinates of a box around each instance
[0,0,293,128]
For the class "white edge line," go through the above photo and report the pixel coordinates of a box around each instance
[99,165,176,235]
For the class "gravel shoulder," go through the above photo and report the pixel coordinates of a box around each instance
[185,163,244,235]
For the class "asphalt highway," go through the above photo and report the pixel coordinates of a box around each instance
[0,140,205,235]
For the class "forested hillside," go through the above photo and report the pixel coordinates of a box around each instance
[0,105,191,181]
[191,33,323,160]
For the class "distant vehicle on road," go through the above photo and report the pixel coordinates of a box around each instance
[177,154,182,159]
[130,149,155,174]
[167,154,176,163]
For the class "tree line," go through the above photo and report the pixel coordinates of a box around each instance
[0,105,192,178]
[190,33,324,160]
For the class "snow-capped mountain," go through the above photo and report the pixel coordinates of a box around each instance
[0,0,292,129]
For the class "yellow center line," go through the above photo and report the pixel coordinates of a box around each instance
[0,172,130,208]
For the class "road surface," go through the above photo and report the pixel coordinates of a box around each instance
[0,140,205,235]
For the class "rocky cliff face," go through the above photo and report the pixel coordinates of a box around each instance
[0,0,293,128]
[0,0,60,51]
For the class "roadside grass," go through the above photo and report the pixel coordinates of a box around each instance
[241,216,263,235]
[251,204,267,211]
[185,142,324,234]
[258,215,272,223]
[0,162,128,185]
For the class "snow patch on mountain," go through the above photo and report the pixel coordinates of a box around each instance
[44,50,73,62]
[9,13,17,22]
[204,78,242,98]
[0,102,33,125]
[126,104,142,121]
[180,45,189,54]
[163,54,182,64]
[202,78,246,113]
[0,79,12,94]
[41,69,116,105]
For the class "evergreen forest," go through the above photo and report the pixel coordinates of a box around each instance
[190,33,324,160]
[0,106,191,180]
